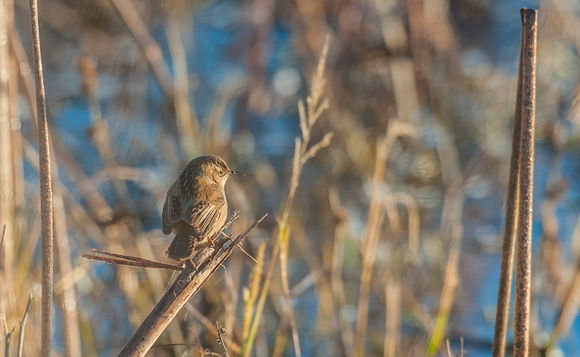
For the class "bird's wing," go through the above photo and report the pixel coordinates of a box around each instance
[183,187,225,238]
[162,192,181,234]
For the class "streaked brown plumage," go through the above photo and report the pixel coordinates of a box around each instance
[162,155,239,261]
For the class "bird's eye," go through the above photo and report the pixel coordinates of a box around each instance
[218,169,224,176]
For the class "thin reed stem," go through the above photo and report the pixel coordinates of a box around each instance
[28,0,55,355]
[514,8,538,357]
[356,121,416,357]
[17,294,32,357]
[491,9,525,357]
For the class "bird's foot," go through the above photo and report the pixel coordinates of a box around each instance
[219,231,232,241]
[186,259,198,271]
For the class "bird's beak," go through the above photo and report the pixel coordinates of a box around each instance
[230,170,244,176]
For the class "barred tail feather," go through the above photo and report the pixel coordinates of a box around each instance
[166,233,194,261]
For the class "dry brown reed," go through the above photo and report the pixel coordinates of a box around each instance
[0,0,18,334]
[513,9,538,356]
[28,0,55,355]
[491,13,524,355]
[242,37,333,357]
[16,294,32,357]
[355,120,417,357]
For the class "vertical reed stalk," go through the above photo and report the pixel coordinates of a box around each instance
[28,0,55,355]
[383,275,401,357]
[0,0,15,314]
[491,11,525,357]
[514,8,537,357]
[355,121,415,357]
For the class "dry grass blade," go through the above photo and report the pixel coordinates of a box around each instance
[274,36,332,357]
[3,316,15,357]
[17,294,32,357]
[356,119,417,357]
[28,0,55,355]
[118,213,267,356]
[242,242,266,341]
[0,225,5,266]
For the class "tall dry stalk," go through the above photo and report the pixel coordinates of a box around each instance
[355,120,416,357]
[275,38,333,357]
[0,0,16,317]
[53,190,82,356]
[491,9,525,357]
[242,38,333,357]
[514,8,538,356]
[426,121,465,355]
[28,0,55,355]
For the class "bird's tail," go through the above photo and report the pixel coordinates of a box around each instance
[165,232,195,261]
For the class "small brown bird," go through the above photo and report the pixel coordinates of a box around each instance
[162,155,240,261]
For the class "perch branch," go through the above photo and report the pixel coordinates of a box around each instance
[118,213,267,357]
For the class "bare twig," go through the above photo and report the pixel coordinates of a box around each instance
[118,214,267,356]
[83,250,183,271]
[491,8,525,357]
[514,8,538,357]
[184,306,242,354]
[28,0,55,355]
[216,321,229,357]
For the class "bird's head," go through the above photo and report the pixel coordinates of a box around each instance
[194,155,242,186]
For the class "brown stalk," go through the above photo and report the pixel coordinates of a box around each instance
[28,0,55,355]
[383,275,401,357]
[491,9,525,356]
[271,37,331,357]
[118,214,267,356]
[427,117,464,355]
[53,190,83,357]
[0,0,17,316]
[514,8,538,357]
[355,120,416,357]
[551,260,580,344]
[329,187,354,354]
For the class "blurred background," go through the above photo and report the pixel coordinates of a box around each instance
[2,0,580,356]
